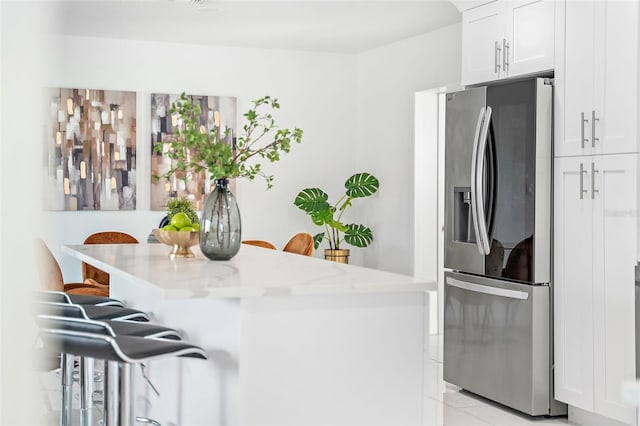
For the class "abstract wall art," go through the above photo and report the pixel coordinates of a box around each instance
[150,93,237,211]
[44,88,137,211]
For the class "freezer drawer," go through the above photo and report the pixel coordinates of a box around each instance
[444,271,551,415]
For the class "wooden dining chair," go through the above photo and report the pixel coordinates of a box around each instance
[282,233,314,256]
[83,232,139,286]
[242,240,277,250]
[35,238,110,297]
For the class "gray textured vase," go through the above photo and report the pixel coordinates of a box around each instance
[199,178,241,260]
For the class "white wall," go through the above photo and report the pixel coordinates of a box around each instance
[44,36,358,282]
[1,3,53,423]
[355,24,461,274]
[42,22,462,281]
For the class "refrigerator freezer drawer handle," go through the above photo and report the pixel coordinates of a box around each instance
[446,277,530,300]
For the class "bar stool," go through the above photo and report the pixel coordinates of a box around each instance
[37,314,184,425]
[37,317,207,426]
[34,302,151,426]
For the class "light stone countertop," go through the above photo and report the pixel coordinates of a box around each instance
[62,243,435,299]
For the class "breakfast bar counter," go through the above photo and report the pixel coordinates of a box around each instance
[63,243,435,426]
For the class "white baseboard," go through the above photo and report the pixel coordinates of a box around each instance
[569,405,634,426]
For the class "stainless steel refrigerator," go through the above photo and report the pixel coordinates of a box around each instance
[443,77,566,416]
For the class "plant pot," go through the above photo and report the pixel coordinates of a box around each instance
[199,178,242,260]
[324,249,350,264]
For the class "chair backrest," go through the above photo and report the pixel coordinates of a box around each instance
[242,240,277,250]
[282,233,314,256]
[35,238,65,292]
[83,232,139,286]
[34,239,112,297]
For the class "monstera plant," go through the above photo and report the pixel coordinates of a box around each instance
[294,172,379,262]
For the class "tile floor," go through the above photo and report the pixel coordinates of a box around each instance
[37,338,576,426]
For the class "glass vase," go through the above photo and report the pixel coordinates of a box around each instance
[199,178,241,260]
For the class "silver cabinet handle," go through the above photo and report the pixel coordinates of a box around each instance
[579,163,587,199]
[591,162,599,199]
[494,41,501,74]
[502,38,509,72]
[591,110,599,147]
[581,112,589,148]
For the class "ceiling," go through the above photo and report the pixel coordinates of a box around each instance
[45,0,461,54]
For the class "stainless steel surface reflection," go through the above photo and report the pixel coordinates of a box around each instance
[444,271,551,416]
[443,77,564,416]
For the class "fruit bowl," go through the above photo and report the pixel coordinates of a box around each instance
[152,228,199,259]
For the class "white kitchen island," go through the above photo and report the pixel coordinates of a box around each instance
[62,243,435,426]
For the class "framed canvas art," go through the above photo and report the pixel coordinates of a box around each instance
[44,88,136,211]
[150,93,237,211]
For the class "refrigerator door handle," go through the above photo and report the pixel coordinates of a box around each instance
[446,276,530,300]
[470,107,486,255]
[475,106,492,255]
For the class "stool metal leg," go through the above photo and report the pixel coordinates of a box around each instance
[80,357,95,426]
[119,363,135,426]
[61,353,75,426]
[104,361,120,426]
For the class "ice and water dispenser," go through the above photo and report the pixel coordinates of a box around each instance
[453,187,476,244]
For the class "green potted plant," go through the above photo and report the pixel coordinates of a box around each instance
[155,92,303,260]
[293,172,379,263]
[164,197,199,225]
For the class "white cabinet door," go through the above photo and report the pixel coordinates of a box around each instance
[461,1,505,85]
[555,0,595,157]
[593,0,639,155]
[554,154,638,422]
[592,154,637,424]
[504,0,555,78]
[462,0,555,86]
[555,0,638,157]
[553,156,594,411]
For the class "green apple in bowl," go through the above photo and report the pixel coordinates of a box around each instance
[170,212,192,230]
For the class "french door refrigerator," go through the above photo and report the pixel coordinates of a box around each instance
[443,77,566,416]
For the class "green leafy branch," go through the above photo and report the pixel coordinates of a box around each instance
[154,93,303,189]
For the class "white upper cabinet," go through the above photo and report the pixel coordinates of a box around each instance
[462,1,506,84]
[505,0,555,77]
[555,0,639,157]
[461,0,555,86]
